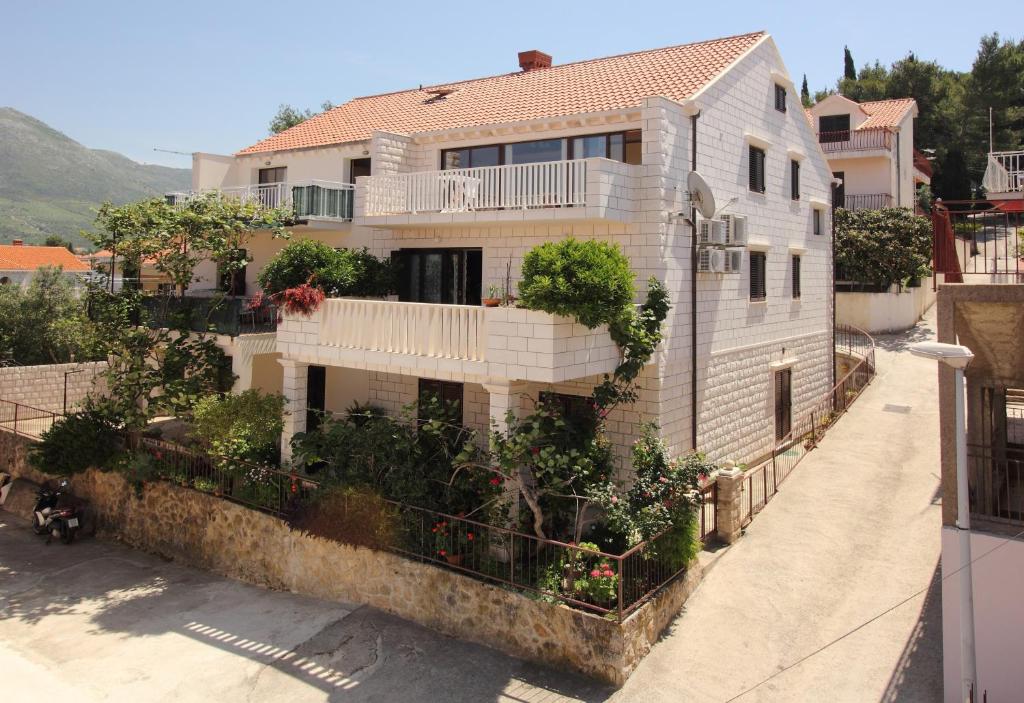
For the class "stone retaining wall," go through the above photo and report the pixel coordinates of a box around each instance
[0,361,107,413]
[1,443,702,687]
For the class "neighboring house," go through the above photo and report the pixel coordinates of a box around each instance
[0,240,89,287]
[175,31,835,470]
[80,250,173,292]
[936,285,1024,702]
[982,149,1024,201]
[806,95,929,210]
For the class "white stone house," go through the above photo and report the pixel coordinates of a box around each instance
[807,95,930,210]
[181,31,836,471]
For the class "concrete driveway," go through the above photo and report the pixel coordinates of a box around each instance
[611,315,945,702]
[0,517,610,702]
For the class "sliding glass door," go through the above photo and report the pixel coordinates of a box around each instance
[393,249,482,305]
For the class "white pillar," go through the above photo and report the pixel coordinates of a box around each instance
[279,358,309,463]
[483,380,525,435]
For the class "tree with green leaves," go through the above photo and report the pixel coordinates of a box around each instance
[801,75,811,107]
[834,207,932,288]
[844,46,857,80]
[269,101,335,134]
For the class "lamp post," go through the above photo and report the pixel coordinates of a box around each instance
[909,341,976,703]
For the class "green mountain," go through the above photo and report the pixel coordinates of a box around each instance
[0,107,191,246]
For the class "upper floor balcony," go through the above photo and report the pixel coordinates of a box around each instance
[983,151,1024,196]
[141,293,278,337]
[167,181,355,224]
[277,298,619,384]
[355,157,638,228]
[818,128,894,156]
[838,193,894,211]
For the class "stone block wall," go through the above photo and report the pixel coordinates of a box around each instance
[2,449,704,688]
[0,361,107,413]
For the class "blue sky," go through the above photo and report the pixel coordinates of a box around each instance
[3,1,1015,168]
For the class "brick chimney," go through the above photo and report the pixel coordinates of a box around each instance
[11,239,23,246]
[518,50,552,72]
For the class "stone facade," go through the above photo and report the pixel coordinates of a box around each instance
[0,361,107,414]
[2,447,704,688]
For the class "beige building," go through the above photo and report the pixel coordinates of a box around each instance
[806,95,930,210]
[176,31,837,472]
[936,285,1024,702]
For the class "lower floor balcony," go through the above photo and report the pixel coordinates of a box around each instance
[141,294,278,337]
[275,298,619,384]
[839,193,894,211]
[166,181,354,223]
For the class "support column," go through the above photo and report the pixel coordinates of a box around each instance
[483,380,526,434]
[715,461,745,544]
[279,358,309,463]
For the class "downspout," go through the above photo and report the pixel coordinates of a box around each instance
[690,112,700,450]
[895,131,902,206]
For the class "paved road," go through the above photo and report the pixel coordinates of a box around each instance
[612,314,944,702]
[0,316,943,702]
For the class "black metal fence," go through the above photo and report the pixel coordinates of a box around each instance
[141,294,278,336]
[933,199,1023,283]
[967,444,1024,525]
[0,399,61,440]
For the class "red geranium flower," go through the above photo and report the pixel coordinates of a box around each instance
[603,569,615,578]
[590,569,601,578]
[467,533,474,541]
[489,477,502,486]
[530,446,540,456]
[438,549,447,557]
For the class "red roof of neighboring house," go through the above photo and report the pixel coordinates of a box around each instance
[237,32,767,155]
[858,98,916,129]
[0,245,90,272]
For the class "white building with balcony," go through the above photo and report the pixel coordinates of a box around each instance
[806,95,929,210]
[983,150,1024,200]
[182,31,836,470]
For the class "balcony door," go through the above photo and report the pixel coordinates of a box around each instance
[819,114,851,143]
[393,248,481,305]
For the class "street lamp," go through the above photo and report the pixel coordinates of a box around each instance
[909,341,976,703]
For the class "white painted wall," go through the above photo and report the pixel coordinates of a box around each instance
[941,527,1024,702]
[836,281,936,334]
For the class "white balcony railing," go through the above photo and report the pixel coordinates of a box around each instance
[363,159,590,216]
[983,151,1024,193]
[818,128,893,153]
[319,298,486,362]
[167,181,355,220]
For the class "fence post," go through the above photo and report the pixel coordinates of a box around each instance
[12,403,18,437]
[715,462,745,544]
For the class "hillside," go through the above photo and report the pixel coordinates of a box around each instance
[0,108,191,246]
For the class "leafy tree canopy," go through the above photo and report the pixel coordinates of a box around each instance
[834,207,932,288]
[269,101,335,134]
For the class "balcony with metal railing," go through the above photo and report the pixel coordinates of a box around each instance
[982,151,1024,196]
[166,181,355,222]
[355,157,638,228]
[141,294,278,337]
[817,127,894,154]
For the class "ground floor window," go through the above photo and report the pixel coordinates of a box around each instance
[306,365,326,434]
[418,378,464,424]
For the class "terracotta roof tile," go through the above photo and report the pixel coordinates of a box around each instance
[237,32,767,155]
[0,245,90,272]
[857,98,916,130]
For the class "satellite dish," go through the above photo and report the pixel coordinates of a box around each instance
[687,171,717,220]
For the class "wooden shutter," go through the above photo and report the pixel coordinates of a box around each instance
[775,84,787,112]
[749,146,765,193]
[792,256,801,299]
[750,251,766,301]
[774,369,792,441]
[791,160,800,200]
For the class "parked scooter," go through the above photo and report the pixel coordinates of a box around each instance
[32,480,80,544]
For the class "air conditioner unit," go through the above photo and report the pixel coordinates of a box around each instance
[698,248,726,273]
[723,214,748,247]
[698,219,726,246]
[723,249,743,274]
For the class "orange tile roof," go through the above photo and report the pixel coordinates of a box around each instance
[857,98,916,130]
[0,245,90,272]
[237,32,767,155]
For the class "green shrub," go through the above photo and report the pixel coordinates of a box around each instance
[257,240,393,298]
[191,390,285,466]
[518,238,635,328]
[30,407,123,476]
[834,207,932,288]
[289,485,398,550]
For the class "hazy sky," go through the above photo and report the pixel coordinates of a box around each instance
[3,1,1015,168]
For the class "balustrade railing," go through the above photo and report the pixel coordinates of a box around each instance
[818,128,893,152]
[363,159,589,216]
[983,151,1024,193]
[318,298,486,361]
[841,193,894,211]
[167,181,354,220]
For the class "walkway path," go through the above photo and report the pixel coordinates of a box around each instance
[613,314,944,702]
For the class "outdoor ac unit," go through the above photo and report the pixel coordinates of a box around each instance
[698,248,727,273]
[698,219,726,246]
[723,214,748,247]
[723,249,743,274]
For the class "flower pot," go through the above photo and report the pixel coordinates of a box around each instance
[482,298,501,308]
[445,553,464,566]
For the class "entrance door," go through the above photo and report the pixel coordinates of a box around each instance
[774,368,792,442]
[306,365,326,434]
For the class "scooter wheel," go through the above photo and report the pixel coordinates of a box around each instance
[61,525,76,545]
[33,522,48,536]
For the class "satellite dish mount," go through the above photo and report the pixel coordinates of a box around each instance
[686,171,717,220]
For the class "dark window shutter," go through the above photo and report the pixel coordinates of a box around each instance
[791,160,800,200]
[749,146,765,193]
[750,251,767,301]
[774,368,792,441]
[813,209,821,235]
[775,84,787,112]
[792,256,801,299]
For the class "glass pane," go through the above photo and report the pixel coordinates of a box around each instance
[422,253,442,303]
[624,140,642,165]
[572,135,606,160]
[406,252,420,302]
[444,149,469,169]
[505,138,565,165]
[471,146,500,168]
[609,134,624,162]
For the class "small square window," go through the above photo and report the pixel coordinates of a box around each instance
[750,251,767,301]
[774,84,787,113]
[749,146,766,194]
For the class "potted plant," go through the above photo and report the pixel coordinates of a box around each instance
[432,520,475,566]
[482,285,502,307]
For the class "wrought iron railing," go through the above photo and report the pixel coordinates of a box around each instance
[932,200,1023,283]
[968,444,1024,525]
[0,399,61,440]
[141,294,278,336]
